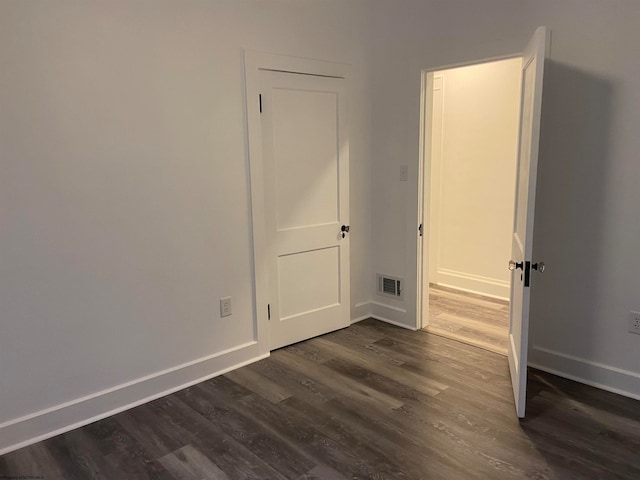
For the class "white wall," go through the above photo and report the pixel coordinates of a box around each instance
[370,0,640,398]
[428,59,521,299]
[3,0,640,455]
[0,0,372,453]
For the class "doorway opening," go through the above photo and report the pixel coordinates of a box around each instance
[419,57,522,356]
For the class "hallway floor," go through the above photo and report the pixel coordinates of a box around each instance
[424,284,510,355]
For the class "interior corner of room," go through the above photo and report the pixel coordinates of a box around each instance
[1,0,639,461]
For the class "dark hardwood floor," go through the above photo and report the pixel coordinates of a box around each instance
[2,319,639,479]
[425,284,510,355]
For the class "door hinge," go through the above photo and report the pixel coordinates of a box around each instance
[267,303,270,320]
[418,223,423,237]
[259,94,262,113]
[524,261,531,287]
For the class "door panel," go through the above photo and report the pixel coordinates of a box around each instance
[278,247,341,320]
[508,27,548,418]
[272,88,340,230]
[261,70,349,351]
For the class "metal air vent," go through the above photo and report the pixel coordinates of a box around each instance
[377,274,403,299]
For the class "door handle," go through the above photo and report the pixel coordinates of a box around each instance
[341,225,350,238]
[532,262,545,273]
[508,260,524,271]
[510,260,543,287]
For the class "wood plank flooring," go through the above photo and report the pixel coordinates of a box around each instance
[425,284,510,355]
[2,319,639,479]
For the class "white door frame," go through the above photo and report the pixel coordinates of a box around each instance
[244,51,350,355]
[416,54,522,330]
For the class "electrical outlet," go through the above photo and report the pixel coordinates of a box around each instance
[628,311,640,335]
[220,297,232,317]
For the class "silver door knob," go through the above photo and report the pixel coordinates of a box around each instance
[532,262,545,273]
[508,260,524,271]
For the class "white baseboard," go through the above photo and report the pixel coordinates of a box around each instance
[369,301,416,330]
[0,341,267,456]
[351,301,372,324]
[370,314,417,331]
[350,314,370,324]
[529,345,640,401]
[350,300,416,330]
[437,268,509,300]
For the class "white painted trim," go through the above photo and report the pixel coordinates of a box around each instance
[422,54,524,75]
[530,346,640,401]
[0,341,267,456]
[353,300,415,329]
[245,51,350,79]
[351,301,372,324]
[350,314,371,324]
[371,300,406,314]
[416,69,433,332]
[436,268,510,300]
[370,301,415,330]
[370,314,418,331]
[244,50,271,358]
[415,52,524,333]
[427,74,445,288]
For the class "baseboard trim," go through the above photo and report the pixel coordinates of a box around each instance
[368,300,415,330]
[370,300,406,313]
[350,301,415,330]
[371,314,418,331]
[0,341,267,456]
[530,345,640,401]
[437,268,509,300]
[351,314,370,324]
[351,301,372,324]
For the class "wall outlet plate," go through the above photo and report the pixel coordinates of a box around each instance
[628,311,640,335]
[220,297,232,317]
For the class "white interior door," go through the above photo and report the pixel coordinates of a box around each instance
[260,70,350,351]
[508,27,548,418]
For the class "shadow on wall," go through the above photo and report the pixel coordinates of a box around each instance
[530,60,615,363]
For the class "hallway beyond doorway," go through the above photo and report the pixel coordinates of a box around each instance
[424,284,509,355]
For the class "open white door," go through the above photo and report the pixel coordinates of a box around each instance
[259,69,350,351]
[508,27,548,418]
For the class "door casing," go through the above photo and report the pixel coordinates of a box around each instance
[417,54,523,332]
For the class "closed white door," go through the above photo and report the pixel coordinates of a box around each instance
[508,27,548,418]
[259,70,350,350]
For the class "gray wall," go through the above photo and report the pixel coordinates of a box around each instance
[2,0,639,454]
[369,0,640,396]
[0,0,372,452]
